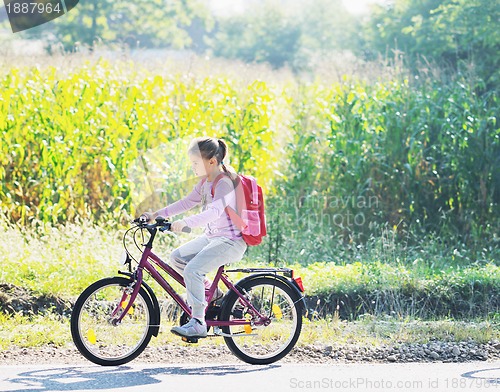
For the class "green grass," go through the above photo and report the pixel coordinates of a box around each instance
[0,217,498,350]
[291,260,499,319]
[300,316,500,347]
[1,312,497,350]
[0,216,121,297]
[1,215,498,319]
[0,312,69,350]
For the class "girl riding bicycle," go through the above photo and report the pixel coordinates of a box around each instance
[140,136,247,339]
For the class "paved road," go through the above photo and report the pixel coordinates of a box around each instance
[0,361,498,392]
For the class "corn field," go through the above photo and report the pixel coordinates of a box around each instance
[0,60,498,251]
[0,60,286,223]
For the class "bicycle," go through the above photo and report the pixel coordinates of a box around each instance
[70,216,306,366]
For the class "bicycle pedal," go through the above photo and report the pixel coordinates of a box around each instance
[181,336,199,344]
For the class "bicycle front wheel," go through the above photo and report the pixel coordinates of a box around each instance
[220,277,303,365]
[70,277,155,366]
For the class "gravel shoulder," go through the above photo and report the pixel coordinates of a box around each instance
[2,339,499,366]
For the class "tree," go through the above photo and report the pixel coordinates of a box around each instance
[364,0,500,85]
[208,0,359,71]
[22,0,212,52]
[298,0,359,53]
[209,3,302,69]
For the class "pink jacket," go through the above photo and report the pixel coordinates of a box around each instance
[156,175,243,240]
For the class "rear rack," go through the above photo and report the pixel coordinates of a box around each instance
[225,267,293,278]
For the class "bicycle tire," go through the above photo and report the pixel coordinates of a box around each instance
[70,277,155,366]
[219,276,303,365]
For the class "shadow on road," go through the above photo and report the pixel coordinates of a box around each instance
[461,367,500,386]
[4,364,279,392]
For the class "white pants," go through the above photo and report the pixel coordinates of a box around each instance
[169,233,247,319]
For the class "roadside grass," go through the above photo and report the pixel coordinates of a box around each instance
[0,312,498,351]
[0,312,69,350]
[288,260,499,319]
[299,316,499,347]
[2,216,498,306]
[1,216,498,351]
[0,217,121,297]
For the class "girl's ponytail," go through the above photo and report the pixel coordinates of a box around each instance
[217,139,227,165]
[217,138,238,182]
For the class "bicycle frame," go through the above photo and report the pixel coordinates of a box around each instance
[113,226,270,329]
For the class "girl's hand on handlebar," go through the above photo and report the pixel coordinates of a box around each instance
[171,219,189,232]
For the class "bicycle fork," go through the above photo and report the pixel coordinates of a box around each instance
[110,269,144,325]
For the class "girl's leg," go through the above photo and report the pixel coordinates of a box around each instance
[184,237,247,320]
[169,234,218,290]
[169,234,210,276]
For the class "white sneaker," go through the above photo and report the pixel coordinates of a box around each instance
[171,317,207,338]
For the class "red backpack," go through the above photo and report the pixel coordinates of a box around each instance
[201,172,267,246]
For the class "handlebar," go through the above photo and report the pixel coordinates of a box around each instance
[133,216,191,233]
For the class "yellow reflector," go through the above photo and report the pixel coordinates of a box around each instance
[121,301,134,315]
[87,329,96,345]
[272,304,283,319]
[244,324,252,334]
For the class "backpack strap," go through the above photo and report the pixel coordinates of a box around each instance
[246,175,258,205]
[211,172,247,230]
[210,172,228,194]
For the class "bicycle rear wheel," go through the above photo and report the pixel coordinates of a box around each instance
[70,277,154,366]
[220,277,303,365]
